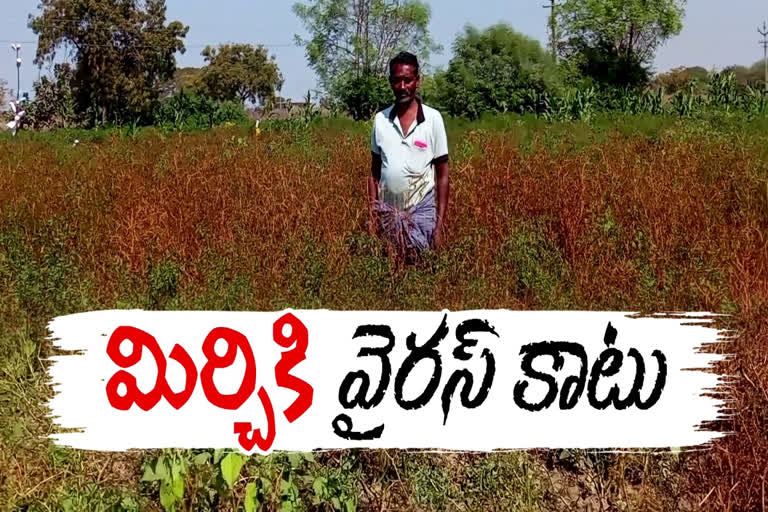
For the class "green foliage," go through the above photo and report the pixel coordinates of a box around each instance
[0,219,80,316]
[141,450,188,511]
[335,72,392,120]
[653,66,709,93]
[419,71,448,106]
[499,219,570,307]
[565,39,651,88]
[58,485,141,512]
[724,60,768,87]
[154,90,247,130]
[293,0,440,101]
[197,44,284,105]
[162,66,204,97]
[147,259,181,308]
[26,63,79,129]
[558,0,685,89]
[136,450,360,511]
[543,86,597,121]
[29,0,189,126]
[708,71,738,111]
[219,453,245,488]
[437,24,560,118]
[558,0,685,64]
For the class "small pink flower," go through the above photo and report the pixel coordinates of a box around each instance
[414,139,428,148]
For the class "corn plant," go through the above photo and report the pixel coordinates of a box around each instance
[672,83,699,117]
[708,71,738,111]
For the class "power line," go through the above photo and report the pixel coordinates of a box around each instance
[0,39,297,49]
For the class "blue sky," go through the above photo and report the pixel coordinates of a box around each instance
[1,0,765,101]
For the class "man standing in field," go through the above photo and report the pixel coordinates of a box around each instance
[369,51,450,259]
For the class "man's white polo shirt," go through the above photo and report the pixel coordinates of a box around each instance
[371,100,449,210]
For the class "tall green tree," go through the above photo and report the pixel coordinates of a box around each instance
[29,0,188,125]
[557,0,685,87]
[436,24,560,119]
[293,0,440,118]
[196,44,284,105]
[558,0,685,63]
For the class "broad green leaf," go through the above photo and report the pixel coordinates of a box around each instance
[171,461,182,480]
[141,464,158,482]
[192,452,211,465]
[155,458,170,481]
[220,453,245,488]
[281,478,299,499]
[244,482,259,512]
[287,452,303,469]
[331,496,341,510]
[312,476,328,497]
[172,474,184,499]
[159,481,177,511]
[344,498,356,512]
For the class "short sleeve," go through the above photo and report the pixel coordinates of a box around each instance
[371,120,381,155]
[432,112,448,163]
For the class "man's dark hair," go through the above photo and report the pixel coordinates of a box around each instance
[389,51,420,77]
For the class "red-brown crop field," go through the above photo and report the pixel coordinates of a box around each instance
[1,116,766,510]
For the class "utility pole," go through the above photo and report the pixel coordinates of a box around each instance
[543,0,559,62]
[759,22,768,92]
[10,43,21,101]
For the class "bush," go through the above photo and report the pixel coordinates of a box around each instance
[154,90,246,130]
[335,72,393,121]
[562,39,651,90]
[25,63,79,129]
[437,24,561,119]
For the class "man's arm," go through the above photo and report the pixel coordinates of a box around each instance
[433,158,450,249]
[368,152,382,235]
[369,152,381,202]
[431,111,450,250]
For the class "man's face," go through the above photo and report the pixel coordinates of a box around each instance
[389,63,420,104]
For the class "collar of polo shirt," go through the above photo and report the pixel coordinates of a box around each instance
[388,98,426,125]
[388,98,426,137]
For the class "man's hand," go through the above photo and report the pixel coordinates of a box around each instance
[432,158,450,251]
[431,224,444,250]
[367,202,378,237]
[367,162,381,238]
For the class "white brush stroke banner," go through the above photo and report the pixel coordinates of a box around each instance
[46,310,728,453]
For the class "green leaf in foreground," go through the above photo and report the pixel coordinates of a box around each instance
[220,452,245,488]
[245,482,259,512]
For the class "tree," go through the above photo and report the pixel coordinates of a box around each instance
[335,73,392,120]
[436,24,560,119]
[159,66,204,98]
[293,0,440,117]
[26,63,78,128]
[558,0,685,87]
[653,66,708,93]
[724,61,766,86]
[196,44,283,105]
[29,0,188,125]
